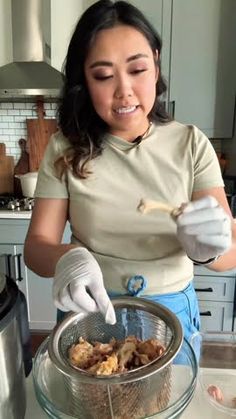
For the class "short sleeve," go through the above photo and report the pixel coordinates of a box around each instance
[34,131,69,198]
[192,126,224,191]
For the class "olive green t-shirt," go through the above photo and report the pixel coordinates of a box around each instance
[35,121,224,295]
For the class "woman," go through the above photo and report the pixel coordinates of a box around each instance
[24,0,235,341]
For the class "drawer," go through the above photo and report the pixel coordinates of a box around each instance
[194,276,235,302]
[199,301,234,332]
[194,265,236,276]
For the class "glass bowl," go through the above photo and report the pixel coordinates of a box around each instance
[191,332,236,417]
[33,336,197,419]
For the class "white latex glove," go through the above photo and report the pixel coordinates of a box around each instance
[176,196,232,263]
[53,247,116,325]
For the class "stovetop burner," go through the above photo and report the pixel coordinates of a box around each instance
[0,196,34,211]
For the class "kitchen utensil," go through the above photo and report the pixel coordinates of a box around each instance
[0,277,32,419]
[137,199,184,218]
[14,138,30,196]
[0,142,14,194]
[15,171,38,198]
[33,333,197,418]
[14,138,29,175]
[26,99,58,172]
[191,332,236,417]
[42,297,195,419]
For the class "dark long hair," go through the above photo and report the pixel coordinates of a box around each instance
[58,0,170,178]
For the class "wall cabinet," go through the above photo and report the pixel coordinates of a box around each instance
[50,0,84,72]
[0,219,71,331]
[194,266,236,332]
[169,0,236,138]
[130,0,236,138]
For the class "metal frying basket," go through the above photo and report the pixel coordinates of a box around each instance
[48,297,183,419]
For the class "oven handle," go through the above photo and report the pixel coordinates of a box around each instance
[0,253,23,282]
[12,253,23,281]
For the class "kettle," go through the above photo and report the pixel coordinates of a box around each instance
[0,258,32,419]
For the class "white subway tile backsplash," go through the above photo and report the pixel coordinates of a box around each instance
[20,110,34,116]
[45,110,56,117]
[0,103,13,109]
[3,116,14,122]
[0,101,57,162]
[7,110,21,116]
[14,116,28,122]
[13,103,27,109]
[3,128,16,135]
[0,122,9,129]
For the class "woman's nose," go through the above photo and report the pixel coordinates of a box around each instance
[114,76,133,99]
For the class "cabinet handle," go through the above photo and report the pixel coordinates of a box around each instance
[168,100,175,118]
[195,287,213,293]
[200,311,212,316]
[0,253,23,282]
[13,253,23,282]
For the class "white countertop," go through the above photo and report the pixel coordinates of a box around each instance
[0,210,31,219]
[25,368,234,419]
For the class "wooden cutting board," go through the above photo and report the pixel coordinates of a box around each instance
[14,138,29,175]
[0,143,14,194]
[14,138,30,197]
[27,100,58,172]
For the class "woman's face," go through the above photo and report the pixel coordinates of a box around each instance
[84,25,158,141]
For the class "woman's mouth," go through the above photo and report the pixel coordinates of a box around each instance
[114,105,137,114]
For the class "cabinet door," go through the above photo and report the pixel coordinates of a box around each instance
[169,0,236,138]
[199,301,234,332]
[194,276,235,302]
[128,0,172,82]
[51,0,84,71]
[25,224,70,330]
[26,267,56,331]
[0,243,27,294]
[14,244,56,331]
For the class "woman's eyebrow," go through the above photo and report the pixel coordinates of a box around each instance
[89,53,149,69]
[89,60,113,69]
[126,53,149,62]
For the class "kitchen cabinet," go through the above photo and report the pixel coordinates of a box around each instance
[50,0,84,72]
[127,0,171,82]
[0,219,71,331]
[168,0,236,138]
[0,0,12,67]
[131,0,236,138]
[194,266,236,332]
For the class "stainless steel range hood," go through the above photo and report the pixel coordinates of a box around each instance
[0,0,64,99]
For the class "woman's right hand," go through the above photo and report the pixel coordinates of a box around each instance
[53,247,116,325]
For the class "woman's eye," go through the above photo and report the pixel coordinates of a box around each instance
[93,75,113,81]
[130,69,147,75]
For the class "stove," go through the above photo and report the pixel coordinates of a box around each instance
[0,196,34,219]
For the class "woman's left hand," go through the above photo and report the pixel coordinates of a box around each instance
[176,196,232,263]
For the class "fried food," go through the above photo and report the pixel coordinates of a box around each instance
[68,335,165,376]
